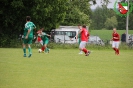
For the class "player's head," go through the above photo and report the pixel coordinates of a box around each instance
[113,28,116,32]
[82,25,86,28]
[26,16,31,21]
[40,27,44,31]
[78,24,81,26]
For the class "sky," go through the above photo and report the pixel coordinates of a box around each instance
[90,0,117,9]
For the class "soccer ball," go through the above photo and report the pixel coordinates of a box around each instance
[38,49,42,53]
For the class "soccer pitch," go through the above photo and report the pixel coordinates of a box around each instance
[0,48,133,88]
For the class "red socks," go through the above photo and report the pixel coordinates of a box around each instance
[116,49,119,55]
[41,46,45,51]
[113,48,117,51]
[113,48,119,55]
[82,48,88,54]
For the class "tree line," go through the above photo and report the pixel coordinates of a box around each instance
[0,0,132,47]
[90,5,133,30]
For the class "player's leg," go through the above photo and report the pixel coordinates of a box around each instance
[23,44,27,57]
[41,46,45,52]
[41,40,45,52]
[23,39,27,57]
[82,41,91,56]
[44,39,50,53]
[39,40,44,52]
[27,37,33,57]
[79,41,88,55]
[112,41,117,54]
[37,37,43,51]
[28,44,32,57]
[115,41,120,55]
[78,39,83,54]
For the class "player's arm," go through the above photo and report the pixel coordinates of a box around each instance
[113,34,120,39]
[75,33,78,42]
[46,34,51,37]
[33,24,36,29]
[87,32,90,39]
[25,27,31,39]
[40,32,50,37]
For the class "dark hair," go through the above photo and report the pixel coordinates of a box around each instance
[78,24,81,26]
[40,27,44,29]
[26,16,31,21]
[40,27,44,31]
[82,25,86,28]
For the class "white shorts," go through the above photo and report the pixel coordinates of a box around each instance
[112,41,120,48]
[39,40,43,46]
[79,41,87,49]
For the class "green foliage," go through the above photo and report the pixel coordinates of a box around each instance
[1,0,133,48]
[33,42,133,50]
[90,0,133,30]
[0,0,68,30]
[90,5,118,30]
[104,16,118,29]
[61,0,91,26]
[116,15,126,30]
[90,6,109,29]
[129,13,133,30]
[0,0,68,46]
[32,0,68,30]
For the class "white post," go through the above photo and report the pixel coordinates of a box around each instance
[126,0,129,43]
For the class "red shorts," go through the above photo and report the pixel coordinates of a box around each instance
[37,37,42,42]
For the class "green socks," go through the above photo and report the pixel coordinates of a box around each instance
[23,48,26,54]
[28,47,32,54]
[45,48,49,52]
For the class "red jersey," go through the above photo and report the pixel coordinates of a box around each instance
[37,36,42,42]
[81,28,89,41]
[37,30,42,42]
[112,32,120,41]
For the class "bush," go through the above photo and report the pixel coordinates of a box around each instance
[0,39,133,50]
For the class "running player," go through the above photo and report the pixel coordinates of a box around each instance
[36,28,43,46]
[40,28,51,53]
[23,16,36,57]
[76,29,83,54]
[78,25,91,56]
[112,28,120,55]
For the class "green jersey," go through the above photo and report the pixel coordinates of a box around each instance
[41,32,49,41]
[23,21,36,38]
[77,30,81,44]
[78,34,81,38]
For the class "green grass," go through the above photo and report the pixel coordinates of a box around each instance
[0,48,133,88]
[90,30,133,40]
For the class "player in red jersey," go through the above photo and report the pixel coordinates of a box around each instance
[78,25,91,56]
[36,28,43,46]
[112,28,120,55]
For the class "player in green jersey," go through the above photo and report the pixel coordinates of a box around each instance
[76,29,83,54]
[23,16,36,57]
[40,28,51,53]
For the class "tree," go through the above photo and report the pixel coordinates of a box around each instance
[61,0,92,26]
[129,13,133,30]
[104,16,118,29]
[90,6,106,29]
[0,0,68,47]
[90,4,117,30]
[31,0,68,30]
